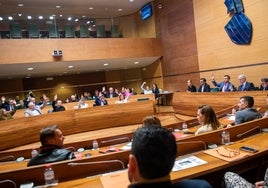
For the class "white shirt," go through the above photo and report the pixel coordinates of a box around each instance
[141,82,152,94]
[195,124,214,135]
[24,107,42,117]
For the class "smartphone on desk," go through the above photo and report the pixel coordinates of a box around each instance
[240,146,258,153]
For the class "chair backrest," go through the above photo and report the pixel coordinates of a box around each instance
[9,23,22,38]
[28,23,39,38]
[0,179,17,188]
[111,25,121,38]
[48,24,59,38]
[0,155,15,162]
[100,136,130,147]
[80,25,89,38]
[65,25,75,38]
[96,25,106,38]
[176,140,207,156]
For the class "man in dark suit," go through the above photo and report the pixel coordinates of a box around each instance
[27,125,75,166]
[237,74,255,91]
[127,125,212,188]
[198,78,211,92]
[234,96,262,125]
[259,78,268,91]
[94,94,108,106]
[106,87,119,98]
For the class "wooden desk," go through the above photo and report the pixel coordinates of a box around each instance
[158,92,173,106]
[47,133,268,188]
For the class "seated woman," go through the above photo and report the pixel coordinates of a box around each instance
[115,94,129,104]
[195,105,221,135]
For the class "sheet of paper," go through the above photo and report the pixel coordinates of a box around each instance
[100,170,129,188]
[172,156,207,171]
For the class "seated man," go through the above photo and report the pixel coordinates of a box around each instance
[24,94,48,117]
[94,94,108,106]
[27,125,75,166]
[127,125,212,188]
[234,96,262,125]
[211,74,234,92]
[237,74,255,91]
[52,94,65,112]
[198,78,211,92]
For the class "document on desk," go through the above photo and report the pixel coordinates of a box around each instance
[204,146,249,162]
[172,156,207,171]
[227,114,235,121]
[100,170,129,188]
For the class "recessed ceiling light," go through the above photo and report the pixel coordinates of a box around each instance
[89,7,93,10]
[49,16,54,20]
[67,17,72,21]
[118,8,123,11]
[27,67,34,71]
[68,65,74,68]
[56,5,61,8]
[129,0,134,2]
[134,61,139,64]
[59,14,63,17]
[38,16,43,19]
[8,16,13,20]
[75,18,79,22]
[27,16,32,20]
[104,63,109,66]
[82,15,86,18]
[0,17,3,21]
[18,3,24,7]
[18,13,22,17]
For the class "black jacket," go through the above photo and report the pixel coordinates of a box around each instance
[128,179,212,188]
[52,101,66,112]
[27,145,74,166]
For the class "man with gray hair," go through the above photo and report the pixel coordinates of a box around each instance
[237,74,255,91]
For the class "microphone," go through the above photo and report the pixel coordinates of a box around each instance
[236,126,261,138]
[68,159,125,169]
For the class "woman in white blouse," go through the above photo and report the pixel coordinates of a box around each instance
[195,105,221,135]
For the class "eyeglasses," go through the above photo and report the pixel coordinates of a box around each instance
[215,147,240,158]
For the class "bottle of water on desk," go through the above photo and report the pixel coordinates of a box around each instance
[31,148,38,158]
[221,129,230,145]
[182,122,188,133]
[44,164,55,185]
[92,140,99,150]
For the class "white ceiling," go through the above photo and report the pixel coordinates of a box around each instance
[0,0,158,80]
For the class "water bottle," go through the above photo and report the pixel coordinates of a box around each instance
[44,164,55,185]
[31,148,38,158]
[92,140,99,150]
[221,129,230,145]
[182,122,188,133]
[182,122,188,130]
